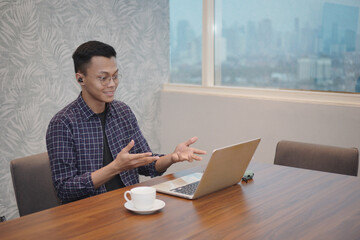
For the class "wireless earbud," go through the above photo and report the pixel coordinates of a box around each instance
[78,78,83,82]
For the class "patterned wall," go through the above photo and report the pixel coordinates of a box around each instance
[0,0,169,220]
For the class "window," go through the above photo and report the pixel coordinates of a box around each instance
[215,0,360,93]
[170,0,360,94]
[170,0,202,84]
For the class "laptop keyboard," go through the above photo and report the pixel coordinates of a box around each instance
[170,181,200,195]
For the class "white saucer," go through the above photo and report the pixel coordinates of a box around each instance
[124,199,165,214]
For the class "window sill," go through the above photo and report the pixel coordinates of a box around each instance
[162,83,360,107]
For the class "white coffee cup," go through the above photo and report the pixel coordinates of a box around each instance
[124,186,156,210]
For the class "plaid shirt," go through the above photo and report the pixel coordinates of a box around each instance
[46,94,162,203]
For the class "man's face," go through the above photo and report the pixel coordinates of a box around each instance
[79,56,119,112]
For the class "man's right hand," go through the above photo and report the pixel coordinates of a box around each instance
[91,140,159,189]
[113,140,159,172]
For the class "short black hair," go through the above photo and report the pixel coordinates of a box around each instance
[72,41,116,75]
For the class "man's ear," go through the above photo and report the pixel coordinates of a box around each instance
[75,73,84,84]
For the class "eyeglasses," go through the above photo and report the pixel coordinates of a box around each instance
[97,73,121,86]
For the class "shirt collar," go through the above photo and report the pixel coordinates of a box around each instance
[76,93,114,120]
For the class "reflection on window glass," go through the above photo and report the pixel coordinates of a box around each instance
[170,0,202,85]
[215,0,360,93]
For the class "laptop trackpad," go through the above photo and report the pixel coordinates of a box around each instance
[154,172,203,191]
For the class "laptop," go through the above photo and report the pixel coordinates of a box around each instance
[152,138,261,199]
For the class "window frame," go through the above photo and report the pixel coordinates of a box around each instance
[165,0,360,107]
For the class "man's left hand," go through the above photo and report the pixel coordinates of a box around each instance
[171,136,206,163]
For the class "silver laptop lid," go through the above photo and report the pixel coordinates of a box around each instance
[192,138,261,199]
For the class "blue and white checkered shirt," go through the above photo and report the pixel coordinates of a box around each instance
[46,93,162,203]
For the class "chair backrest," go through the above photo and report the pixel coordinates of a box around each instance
[274,140,359,176]
[10,152,61,216]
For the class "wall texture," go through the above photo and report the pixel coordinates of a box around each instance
[159,91,360,176]
[0,0,169,220]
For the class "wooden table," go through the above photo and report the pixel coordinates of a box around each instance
[1,162,360,240]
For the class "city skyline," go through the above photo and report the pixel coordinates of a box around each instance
[170,0,360,92]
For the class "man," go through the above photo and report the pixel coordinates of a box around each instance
[46,41,206,204]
